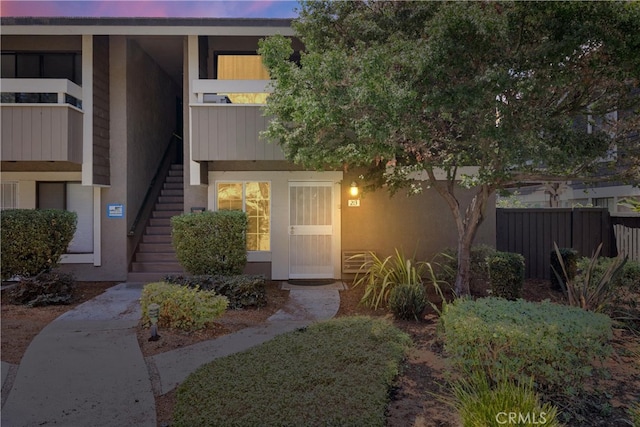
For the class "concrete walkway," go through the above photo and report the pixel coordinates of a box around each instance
[1,281,343,427]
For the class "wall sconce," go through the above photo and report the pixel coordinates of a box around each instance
[349,181,359,197]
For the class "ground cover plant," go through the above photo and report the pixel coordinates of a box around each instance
[441,297,613,397]
[164,274,267,309]
[172,316,411,427]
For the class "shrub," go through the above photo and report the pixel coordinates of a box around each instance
[437,245,496,294]
[487,251,525,300]
[140,282,228,331]
[441,297,612,396]
[7,271,76,306]
[352,249,438,310]
[1,209,77,280]
[171,210,248,276]
[389,283,427,320]
[550,247,578,290]
[449,370,561,427]
[164,274,266,309]
[553,243,627,313]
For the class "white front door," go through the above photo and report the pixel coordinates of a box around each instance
[289,181,334,278]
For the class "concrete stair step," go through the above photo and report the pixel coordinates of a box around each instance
[152,210,182,218]
[168,170,183,177]
[163,182,183,190]
[131,261,183,273]
[158,196,184,204]
[160,189,183,197]
[135,252,178,262]
[138,242,174,252]
[166,176,183,183]
[144,226,172,235]
[142,234,172,243]
[155,203,183,211]
[148,218,171,227]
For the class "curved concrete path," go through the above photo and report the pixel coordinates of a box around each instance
[1,282,342,427]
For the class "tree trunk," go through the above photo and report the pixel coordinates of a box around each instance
[453,185,491,296]
[426,170,492,296]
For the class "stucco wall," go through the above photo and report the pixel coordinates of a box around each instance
[341,171,496,272]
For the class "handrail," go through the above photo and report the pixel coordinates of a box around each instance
[128,133,182,236]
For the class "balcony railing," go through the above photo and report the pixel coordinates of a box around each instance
[1,78,83,163]
[1,78,83,108]
[190,79,285,162]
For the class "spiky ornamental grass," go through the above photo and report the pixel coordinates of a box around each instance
[173,316,411,427]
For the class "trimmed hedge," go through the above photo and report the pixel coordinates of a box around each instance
[164,274,266,309]
[441,297,612,396]
[487,251,525,300]
[140,282,229,331]
[1,209,77,280]
[438,245,496,294]
[171,210,248,275]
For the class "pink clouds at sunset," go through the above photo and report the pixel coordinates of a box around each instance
[0,0,298,18]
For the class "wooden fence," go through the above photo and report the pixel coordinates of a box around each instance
[611,215,640,263]
[496,208,616,280]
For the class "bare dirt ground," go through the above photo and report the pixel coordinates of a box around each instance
[2,279,638,427]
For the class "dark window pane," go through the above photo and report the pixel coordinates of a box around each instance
[37,182,65,210]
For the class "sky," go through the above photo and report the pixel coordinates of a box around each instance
[0,0,299,18]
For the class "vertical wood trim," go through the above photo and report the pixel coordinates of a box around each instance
[82,34,94,185]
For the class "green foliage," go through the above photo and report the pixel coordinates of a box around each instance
[618,197,640,212]
[628,401,640,426]
[550,248,578,291]
[448,371,561,427]
[352,249,438,310]
[164,274,266,309]
[389,283,427,321]
[171,211,248,276]
[553,243,627,313]
[260,1,640,296]
[441,297,612,396]
[487,252,525,300]
[437,245,496,294]
[7,271,76,307]
[573,257,640,331]
[1,209,77,280]
[140,282,228,331]
[173,316,411,427]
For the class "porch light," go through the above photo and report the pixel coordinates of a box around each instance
[349,182,359,197]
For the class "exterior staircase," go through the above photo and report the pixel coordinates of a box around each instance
[127,164,184,282]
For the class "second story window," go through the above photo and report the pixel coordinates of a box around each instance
[213,53,270,104]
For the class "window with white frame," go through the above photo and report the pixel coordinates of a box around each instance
[216,181,270,251]
[37,182,93,253]
[1,182,18,210]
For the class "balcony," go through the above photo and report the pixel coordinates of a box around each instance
[190,79,285,162]
[1,79,83,163]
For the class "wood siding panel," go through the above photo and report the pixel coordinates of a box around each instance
[1,106,82,162]
[191,105,285,161]
[93,36,110,186]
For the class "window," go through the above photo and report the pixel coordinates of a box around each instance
[214,53,270,104]
[593,197,615,213]
[1,182,18,210]
[37,182,93,253]
[216,182,270,251]
[1,52,82,107]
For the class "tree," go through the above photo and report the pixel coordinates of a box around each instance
[259,1,640,295]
